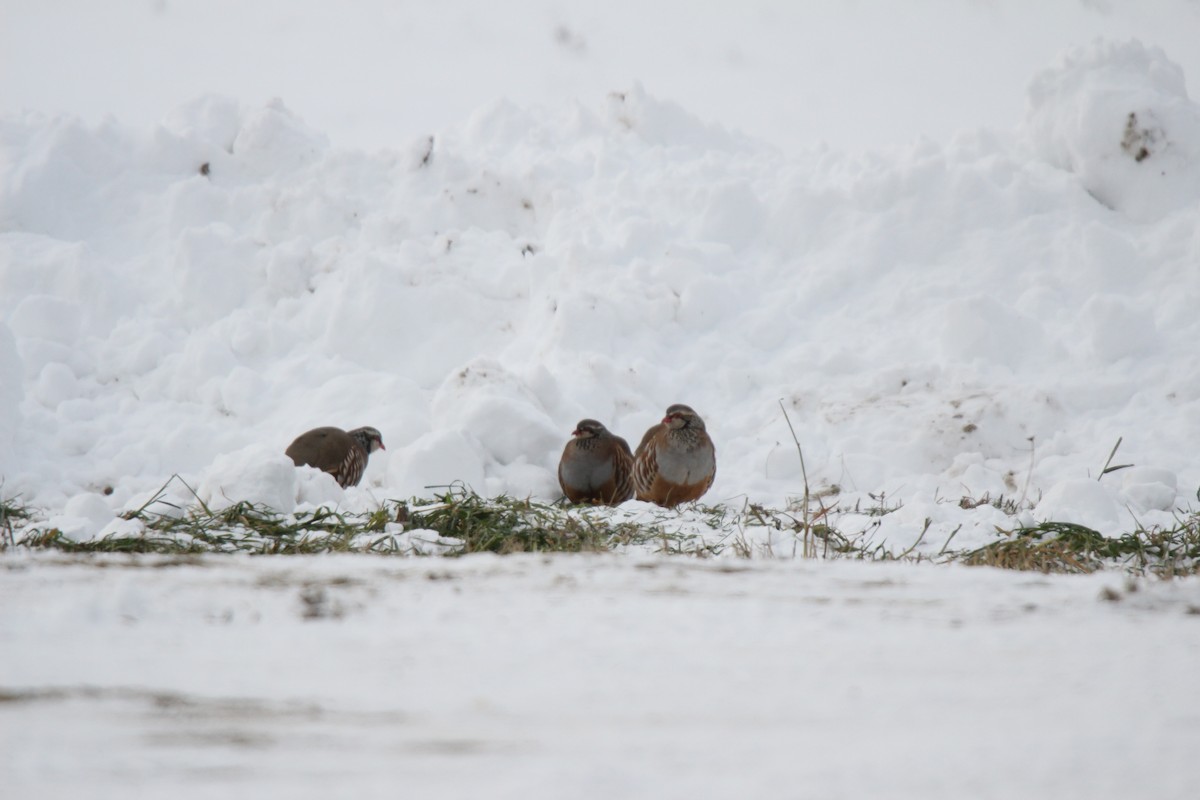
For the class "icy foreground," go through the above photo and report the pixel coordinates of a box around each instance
[2,553,1199,800]
[3,41,1200,550]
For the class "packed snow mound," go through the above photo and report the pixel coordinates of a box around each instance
[1023,39,1200,221]
[2,44,1200,547]
[196,446,306,513]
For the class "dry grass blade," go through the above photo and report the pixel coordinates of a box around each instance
[778,399,815,558]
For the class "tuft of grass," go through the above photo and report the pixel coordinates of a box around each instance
[2,495,35,548]
[121,485,394,554]
[960,516,1200,576]
[845,491,903,518]
[957,492,1028,515]
[409,488,611,554]
[960,522,1111,573]
[732,499,894,561]
[19,527,213,555]
[409,485,721,556]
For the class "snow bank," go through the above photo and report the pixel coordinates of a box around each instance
[1023,39,1200,221]
[196,446,300,512]
[2,42,1200,548]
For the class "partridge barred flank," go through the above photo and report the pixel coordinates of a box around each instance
[337,446,367,489]
[632,448,655,497]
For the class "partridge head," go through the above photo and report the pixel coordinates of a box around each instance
[286,425,385,489]
[558,419,635,505]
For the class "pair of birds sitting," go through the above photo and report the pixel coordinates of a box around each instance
[283,403,715,509]
[558,404,716,508]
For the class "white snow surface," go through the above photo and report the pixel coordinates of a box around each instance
[4,5,1200,796]
[2,553,1199,799]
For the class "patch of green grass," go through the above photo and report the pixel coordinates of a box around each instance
[960,522,1110,573]
[410,485,723,556]
[960,516,1200,576]
[845,491,904,518]
[410,489,612,554]
[18,501,399,555]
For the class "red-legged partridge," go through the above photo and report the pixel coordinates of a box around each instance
[633,404,715,507]
[558,419,635,505]
[285,426,385,488]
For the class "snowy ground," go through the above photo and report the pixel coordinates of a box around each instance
[4,1,1200,797]
[3,552,1199,800]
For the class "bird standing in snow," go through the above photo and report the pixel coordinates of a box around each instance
[633,404,716,507]
[558,419,635,505]
[286,426,385,488]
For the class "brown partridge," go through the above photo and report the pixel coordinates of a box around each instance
[634,404,716,507]
[558,419,635,505]
[285,426,385,488]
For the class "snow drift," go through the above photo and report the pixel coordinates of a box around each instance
[1,41,1199,549]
